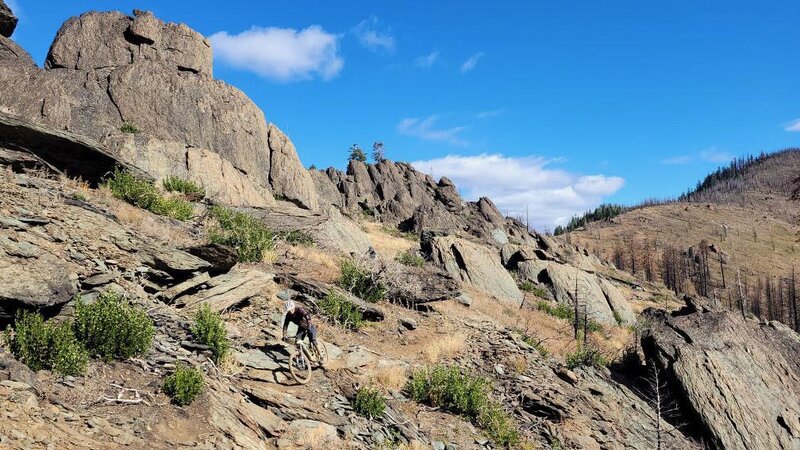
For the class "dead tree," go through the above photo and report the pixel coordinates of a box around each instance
[736,269,746,318]
[640,364,686,450]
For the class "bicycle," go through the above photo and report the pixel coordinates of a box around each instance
[283,335,328,384]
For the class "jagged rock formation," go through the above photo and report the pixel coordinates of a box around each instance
[642,299,800,449]
[312,160,533,245]
[0,8,318,210]
[422,233,523,302]
[0,0,16,37]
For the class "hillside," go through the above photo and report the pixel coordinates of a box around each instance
[0,3,799,450]
[567,150,800,329]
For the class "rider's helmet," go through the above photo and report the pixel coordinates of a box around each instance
[284,300,296,313]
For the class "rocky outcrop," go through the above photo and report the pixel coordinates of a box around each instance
[642,301,800,450]
[0,8,317,210]
[312,160,535,246]
[0,0,17,38]
[422,233,522,302]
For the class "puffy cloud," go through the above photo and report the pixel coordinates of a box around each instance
[353,16,395,53]
[415,50,440,68]
[410,153,624,231]
[209,26,343,82]
[397,115,467,146]
[784,118,800,132]
[460,52,484,73]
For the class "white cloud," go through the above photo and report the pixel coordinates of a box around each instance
[397,115,467,146]
[353,16,395,53]
[784,118,800,132]
[410,153,624,231]
[415,50,440,68]
[209,26,343,82]
[460,52,484,73]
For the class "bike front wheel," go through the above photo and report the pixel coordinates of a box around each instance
[289,351,312,384]
[315,341,329,367]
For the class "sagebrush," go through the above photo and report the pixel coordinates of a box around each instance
[192,304,229,363]
[565,345,608,369]
[406,365,520,446]
[319,291,364,330]
[73,291,155,360]
[163,364,204,406]
[162,176,205,197]
[106,169,194,221]
[338,259,386,303]
[208,206,275,262]
[353,386,386,418]
[4,311,88,376]
[395,250,425,267]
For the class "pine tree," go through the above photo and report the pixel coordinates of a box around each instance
[349,144,367,162]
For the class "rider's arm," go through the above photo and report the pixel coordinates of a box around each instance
[281,312,290,337]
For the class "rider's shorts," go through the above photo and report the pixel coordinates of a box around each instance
[296,324,318,344]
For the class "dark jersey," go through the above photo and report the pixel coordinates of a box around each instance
[283,306,312,333]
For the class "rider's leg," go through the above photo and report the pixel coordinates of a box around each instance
[308,325,324,365]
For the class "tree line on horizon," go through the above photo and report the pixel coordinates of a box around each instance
[554,148,800,235]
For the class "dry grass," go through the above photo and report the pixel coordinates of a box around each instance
[395,442,426,450]
[280,244,342,284]
[365,364,408,392]
[420,333,466,363]
[285,426,343,449]
[361,222,416,259]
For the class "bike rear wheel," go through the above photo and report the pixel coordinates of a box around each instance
[289,351,312,384]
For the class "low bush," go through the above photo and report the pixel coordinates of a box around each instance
[4,311,88,376]
[163,364,204,406]
[395,250,425,267]
[162,176,205,197]
[353,386,386,418]
[208,206,275,263]
[106,169,193,221]
[280,230,314,247]
[120,122,140,134]
[536,301,603,332]
[565,345,608,370]
[406,365,520,447]
[192,304,229,364]
[318,291,364,330]
[519,281,549,298]
[380,226,418,241]
[338,259,386,303]
[521,333,549,357]
[73,291,155,360]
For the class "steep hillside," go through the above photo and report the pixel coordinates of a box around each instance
[0,3,798,450]
[567,150,800,329]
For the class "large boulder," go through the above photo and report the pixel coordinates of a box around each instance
[0,9,318,210]
[0,35,33,65]
[0,0,17,38]
[642,303,800,450]
[422,234,522,302]
[518,259,619,326]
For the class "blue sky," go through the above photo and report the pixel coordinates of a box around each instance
[7,1,800,229]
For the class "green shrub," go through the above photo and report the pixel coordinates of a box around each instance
[612,310,623,326]
[519,281,549,298]
[338,260,386,303]
[208,206,275,262]
[536,301,603,333]
[162,176,205,197]
[192,304,229,363]
[4,311,88,376]
[380,226,418,241]
[565,345,608,369]
[280,230,314,247]
[406,365,519,446]
[106,169,194,221]
[73,291,155,360]
[318,291,364,330]
[120,122,140,134]
[521,333,549,357]
[163,364,204,406]
[395,250,425,267]
[353,386,386,418]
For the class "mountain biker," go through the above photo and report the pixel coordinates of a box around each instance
[282,300,324,365]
